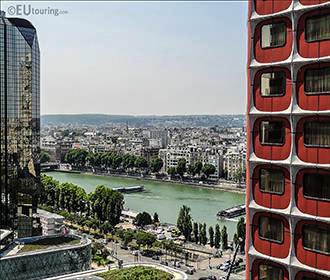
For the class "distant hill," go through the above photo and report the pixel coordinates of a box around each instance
[41,114,245,128]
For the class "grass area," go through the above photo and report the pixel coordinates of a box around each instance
[19,236,80,253]
[97,266,174,280]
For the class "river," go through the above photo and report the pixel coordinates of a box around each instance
[45,172,245,238]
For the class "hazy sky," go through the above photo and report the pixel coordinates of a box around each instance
[4,1,248,115]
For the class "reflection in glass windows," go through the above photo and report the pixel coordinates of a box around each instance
[304,121,330,147]
[258,264,284,280]
[0,17,40,237]
[303,173,330,201]
[261,23,286,48]
[259,216,284,243]
[261,72,286,97]
[306,14,330,42]
[303,225,330,254]
[260,121,285,145]
[260,169,284,194]
[305,67,330,94]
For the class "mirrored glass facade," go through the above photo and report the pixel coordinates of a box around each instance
[0,15,40,237]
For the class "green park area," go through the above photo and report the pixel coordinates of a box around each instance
[97,266,173,280]
[19,236,80,253]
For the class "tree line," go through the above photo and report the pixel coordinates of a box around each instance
[64,148,216,179]
[64,148,164,173]
[176,205,246,252]
[39,174,124,229]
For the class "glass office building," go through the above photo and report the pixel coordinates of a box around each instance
[0,12,40,238]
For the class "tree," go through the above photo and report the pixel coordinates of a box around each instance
[176,158,187,178]
[134,157,148,169]
[134,212,153,227]
[221,226,228,250]
[64,148,88,167]
[194,161,203,175]
[198,223,203,245]
[167,167,177,177]
[89,185,124,226]
[176,205,192,241]
[122,230,134,246]
[187,164,196,176]
[150,158,163,173]
[201,223,207,246]
[202,164,216,178]
[153,212,159,224]
[237,217,246,253]
[233,233,239,248]
[135,231,156,248]
[209,226,214,248]
[40,150,51,164]
[193,222,199,244]
[214,224,221,249]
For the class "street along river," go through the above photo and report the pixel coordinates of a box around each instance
[45,172,245,238]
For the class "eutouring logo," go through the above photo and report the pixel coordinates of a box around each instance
[7,5,68,17]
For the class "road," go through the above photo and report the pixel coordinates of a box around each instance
[106,241,246,280]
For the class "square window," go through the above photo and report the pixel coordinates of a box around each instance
[259,121,285,145]
[261,23,286,49]
[261,72,286,97]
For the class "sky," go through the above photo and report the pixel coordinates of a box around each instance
[3,1,248,116]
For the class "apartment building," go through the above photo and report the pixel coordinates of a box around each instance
[246,1,330,279]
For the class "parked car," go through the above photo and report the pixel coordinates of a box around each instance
[220,263,230,271]
[157,234,166,240]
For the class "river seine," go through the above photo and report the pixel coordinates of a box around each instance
[45,172,245,238]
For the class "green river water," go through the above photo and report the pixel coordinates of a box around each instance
[45,172,245,238]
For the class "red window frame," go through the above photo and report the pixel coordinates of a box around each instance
[251,259,289,280]
[254,17,292,63]
[295,168,330,217]
[296,116,330,164]
[253,117,291,161]
[296,63,330,111]
[252,212,290,258]
[254,0,292,16]
[299,0,330,6]
[295,220,330,271]
[253,164,290,209]
[297,9,330,58]
[295,270,329,280]
[253,67,292,112]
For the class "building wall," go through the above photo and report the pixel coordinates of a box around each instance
[0,235,91,280]
[247,1,330,279]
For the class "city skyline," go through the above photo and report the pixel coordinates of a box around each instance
[2,1,248,116]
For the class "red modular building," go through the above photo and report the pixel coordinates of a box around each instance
[247,1,330,279]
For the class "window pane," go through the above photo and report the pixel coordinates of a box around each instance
[303,225,330,254]
[303,173,330,201]
[259,216,284,243]
[260,121,285,145]
[259,264,284,280]
[261,23,286,48]
[260,169,284,194]
[305,67,330,94]
[304,121,330,147]
[261,72,286,96]
[306,14,330,42]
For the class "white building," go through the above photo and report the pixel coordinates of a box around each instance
[223,148,246,181]
[36,209,64,236]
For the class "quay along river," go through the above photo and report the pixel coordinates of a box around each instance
[45,172,245,239]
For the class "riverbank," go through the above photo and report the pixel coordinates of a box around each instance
[49,169,246,194]
[45,171,245,238]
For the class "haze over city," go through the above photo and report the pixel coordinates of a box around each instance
[3,1,248,116]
